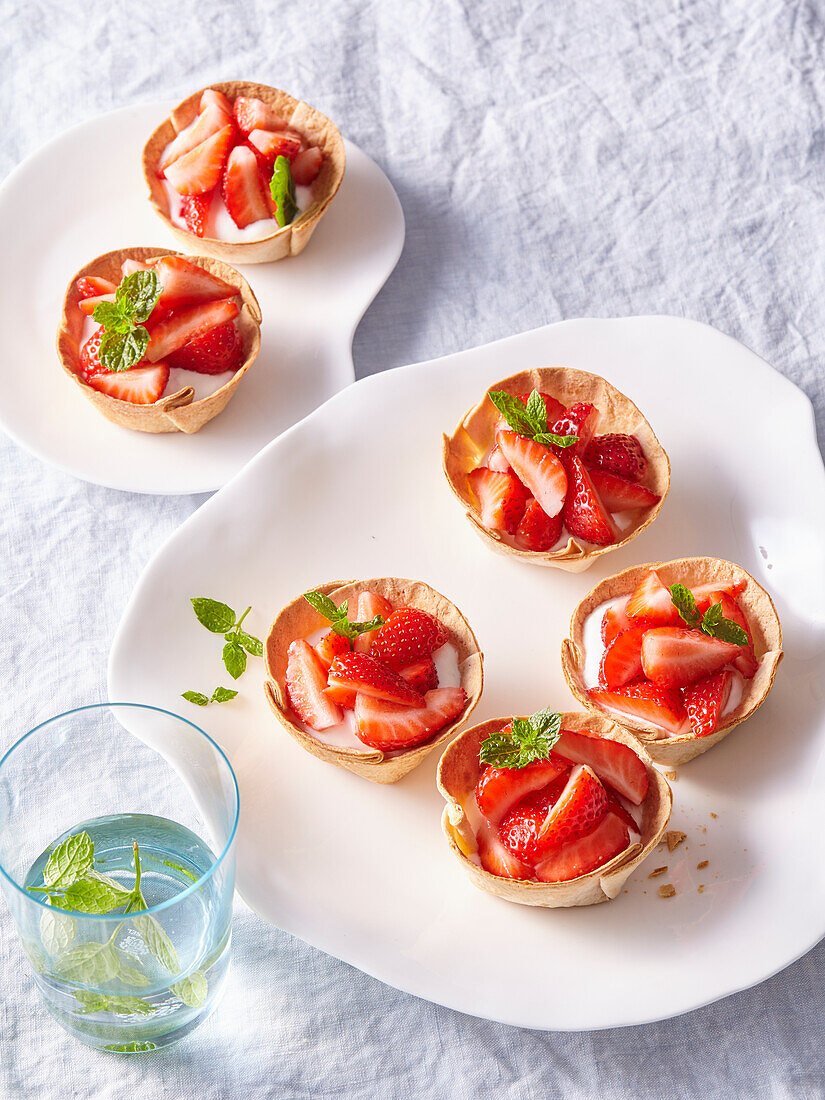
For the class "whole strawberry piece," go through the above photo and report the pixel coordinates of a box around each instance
[585,434,647,481]
[514,498,563,552]
[370,608,449,671]
[180,193,213,238]
[562,455,619,545]
[166,321,244,375]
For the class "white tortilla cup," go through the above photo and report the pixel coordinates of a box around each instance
[561,557,784,765]
[437,712,672,907]
[264,577,484,784]
[442,367,670,573]
[143,80,345,264]
[56,246,261,434]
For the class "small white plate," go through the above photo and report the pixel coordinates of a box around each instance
[109,317,825,1030]
[0,103,404,494]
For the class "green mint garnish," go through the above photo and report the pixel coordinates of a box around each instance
[668,584,748,646]
[270,154,298,228]
[487,390,578,449]
[189,597,263,687]
[478,708,562,769]
[92,270,161,372]
[182,690,210,707]
[303,590,385,643]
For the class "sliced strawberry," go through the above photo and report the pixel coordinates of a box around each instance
[247,128,302,164]
[315,630,351,669]
[79,330,105,379]
[475,755,569,825]
[641,628,742,689]
[179,193,213,238]
[626,569,681,626]
[601,595,634,646]
[562,455,618,545]
[146,298,240,362]
[534,811,630,883]
[468,467,529,534]
[153,255,238,309]
[496,430,567,518]
[477,821,532,879]
[554,726,649,804]
[486,445,512,473]
[586,467,660,511]
[693,579,747,609]
[233,96,286,136]
[584,434,647,481]
[76,275,117,299]
[164,124,234,196]
[588,680,688,736]
[703,591,758,678]
[498,776,570,864]
[606,796,639,836]
[534,765,608,858]
[159,104,231,172]
[551,402,599,455]
[324,684,357,709]
[599,626,646,689]
[291,147,323,185]
[370,608,449,671]
[166,321,243,375]
[121,259,152,277]
[399,657,438,695]
[87,363,170,405]
[200,88,233,119]
[328,653,423,707]
[78,293,116,316]
[354,687,467,751]
[353,591,393,655]
[222,144,272,228]
[684,669,734,737]
[514,498,563,551]
[285,639,343,731]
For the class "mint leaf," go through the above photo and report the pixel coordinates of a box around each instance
[40,904,76,956]
[76,990,154,1016]
[182,690,209,706]
[63,876,132,915]
[172,970,208,1008]
[330,613,385,642]
[42,832,94,889]
[116,270,161,324]
[114,957,151,989]
[211,686,238,703]
[191,597,237,633]
[304,590,383,642]
[102,1041,157,1053]
[223,640,246,679]
[525,389,547,432]
[270,155,297,228]
[235,630,263,657]
[478,710,562,769]
[669,584,701,629]
[488,389,578,449]
[92,300,128,330]
[54,940,120,984]
[487,391,537,436]
[303,591,343,622]
[700,602,748,646]
[99,327,149,373]
[534,432,579,448]
[134,913,179,974]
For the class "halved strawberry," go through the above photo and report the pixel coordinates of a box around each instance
[584,434,647,481]
[353,591,393,655]
[468,467,529,534]
[153,256,238,309]
[200,88,233,119]
[562,455,618,545]
[354,687,467,750]
[475,755,569,825]
[399,657,438,695]
[291,147,323,185]
[601,596,634,646]
[164,124,235,195]
[693,579,747,609]
[477,821,532,879]
[370,608,449,671]
[159,103,231,172]
[703,591,758,678]
[588,680,688,735]
[496,430,567,518]
[146,298,240,362]
[551,402,599,455]
[626,569,681,626]
[233,96,286,136]
[641,628,742,689]
[222,144,272,228]
[79,330,105,379]
[599,626,646,689]
[166,321,243,375]
[180,193,213,238]
[533,765,608,858]
[586,468,660,511]
[87,363,170,405]
[486,445,512,473]
[498,776,570,864]
[514,498,563,551]
[285,639,343,731]
[328,653,423,707]
[78,293,116,316]
[247,128,302,164]
[121,259,152,277]
[554,726,649,804]
[76,275,117,299]
[315,630,351,669]
[324,684,358,709]
[534,811,630,883]
[684,669,734,737]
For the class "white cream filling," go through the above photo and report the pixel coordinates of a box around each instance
[161,178,313,243]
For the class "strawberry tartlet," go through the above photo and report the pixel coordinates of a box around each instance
[442,367,669,571]
[143,81,345,264]
[561,558,783,765]
[438,710,671,907]
[264,578,483,783]
[56,248,261,433]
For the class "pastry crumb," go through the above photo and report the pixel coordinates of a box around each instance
[697,860,709,870]
[710,812,718,819]
[666,830,686,851]
[664,770,677,780]
[698,885,705,893]
[659,884,676,898]
[648,866,668,878]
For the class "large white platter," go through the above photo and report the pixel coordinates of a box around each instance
[109,318,825,1030]
[0,103,404,494]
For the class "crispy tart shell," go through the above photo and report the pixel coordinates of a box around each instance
[561,557,783,765]
[143,81,346,264]
[437,712,672,907]
[442,367,670,572]
[56,246,262,434]
[264,578,484,784]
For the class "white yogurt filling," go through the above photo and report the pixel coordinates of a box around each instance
[161,178,313,243]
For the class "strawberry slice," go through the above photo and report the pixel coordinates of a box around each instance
[606,796,639,836]
[146,298,240,362]
[534,811,630,883]
[496,430,568,518]
[601,595,634,646]
[693,580,747,609]
[551,402,599,455]
[626,569,681,626]
[468,467,529,534]
[514,498,563,551]
[285,639,343,731]
[641,628,742,689]
[589,680,688,735]
[79,330,105,379]
[247,128,302,164]
[87,363,170,405]
[353,591,393,655]
[328,653,423,707]
[159,103,231,172]
[121,259,152,277]
[554,726,649,804]
[684,669,735,737]
[153,256,238,309]
[562,455,618,545]
[586,467,660,511]
[354,686,467,750]
[179,193,213,238]
[370,608,449,671]
[486,445,511,473]
[477,820,532,879]
[291,147,323,185]
[222,144,272,228]
[166,321,243,375]
[476,755,569,825]
[164,124,235,196]
[76,276,117,299]
[233,96,286,136]
[324,684,357,709]
[200,88,233,119]
[398,657,439,695]
[584,434,647,481]
[703,591,758,678]
[498,776,570,864]
[599,626,646,689]
[78,293,116,316]
[533,765,608,858]
[315,630,351,669]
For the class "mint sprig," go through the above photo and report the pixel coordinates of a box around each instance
[479,708,562,769]
[303,590,385,643]
[270,154,298,228]
[668,584,748,646]
[190,597,263,683]
[182,686,239,707]
[92,270,161,372]
[487,389,578,449]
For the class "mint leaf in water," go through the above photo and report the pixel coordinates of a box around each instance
[182,690,210,706]
[134,913,180,974]
[270,154,298,228]
[63,876,132,915]
[191,597,237,634]
[172,970,208,1008]
[40,904,76,956]
[102,1040,157,1053]
[43,831,94,889]
[479,709,562,769]
[211,686,238,703]
[54,940,120,984]
[223,640,247,679]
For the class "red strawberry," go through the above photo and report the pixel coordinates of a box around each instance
[146,298,240,362]
[78,293,116,316]
[468,467,530,534]
[180,193,213,237]
[314,630,351,669]
[534,811,630,883]
[121,259,152,277]
[354,687,467,750]
[87,363,170,405]
[486,445,512,473]
[353,591,393,655]
[79,330,105,379]
[496,430,568,518]
[222,144,272,228]
[324,684,358,709]
[164,124,235,195]
[200,88,233,119]
[153,255,238,309]
[166,321,243,375]
[159,104,231,172]
[554,726,649,804]
[370,608,449,671]
[693,579,747,609]
[562,455,618,545]
[606,797,639,835]
[477,821,532,879]
[585,468,660,511]
[601,596,634,646]
[76,275,117,299]
[498,776,570,864]
[588,680,688,736]
[703,591,758,678]
[285,639,343,731]
[475,755,569,825]
[328,653,423,707]
[514,498,563,552]
[291,147,323,185]
[533,765,609,857]
[233,96,286,136]
[551,402,599,455]
[599,626,646,689]
[247,128,302,164]
[626,569,681,626]
[684,669,734,737]
[584,434,647,481]
[399,657,439,695]
[641,628,742,689]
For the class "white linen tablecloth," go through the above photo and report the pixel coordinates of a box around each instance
[2,0,825,1096]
